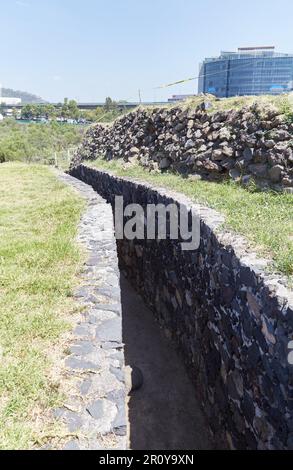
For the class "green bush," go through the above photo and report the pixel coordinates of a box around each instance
[0,120,85,164]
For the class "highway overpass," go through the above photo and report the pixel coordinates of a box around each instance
[1,101,169,110]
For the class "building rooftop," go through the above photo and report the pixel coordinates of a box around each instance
[204,47,293,62]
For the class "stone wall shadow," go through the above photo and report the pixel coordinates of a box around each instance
[120,274,213,451]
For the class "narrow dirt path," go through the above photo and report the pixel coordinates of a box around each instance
[121,275,212,450]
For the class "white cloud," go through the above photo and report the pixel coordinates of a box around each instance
[52,75,62,82]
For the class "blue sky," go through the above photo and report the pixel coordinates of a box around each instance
[1,0,293,102]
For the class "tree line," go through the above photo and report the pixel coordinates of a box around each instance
[19,97,126,122]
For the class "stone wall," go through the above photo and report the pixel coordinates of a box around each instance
[56,173,127,450]
[70,164,293,450]
[72,102,293,192]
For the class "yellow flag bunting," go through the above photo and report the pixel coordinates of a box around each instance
[155,77,196,89]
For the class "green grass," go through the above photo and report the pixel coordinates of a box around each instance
[136,93,293,122]
[0,162,84,449]
[89,159,293,281]
[172,93,293,115]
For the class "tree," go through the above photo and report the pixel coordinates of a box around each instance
[32,105,41,118]
[43,104,56,119]
[21,104,33,119]
[68,100,80,119]
[104,97,117,112]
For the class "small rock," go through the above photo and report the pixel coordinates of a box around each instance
[264,140,275,149]
[247,292,261,319]
[185,290,193,306]
[222,146,234,157]
[201,101,213,111]
[79,378,92,396]
[129,146,139,156]
[229,169,241,181]
[63,440,80,451]
[125,365,144,393]
[96,318,122,343]
[274,129,291,141]
[86,400,105,420]
[194,129,202,139]
[243,147,253,161]
[268,165,283,183]
[261,318,276,345]
[159,157,171,170]
[282,177,293,187]
[174,123,185,133]
[212,149,224,161]
[242,174,252,186]
[220,158,235,170]
[65,357,99,371]
[248,163,268,178]
[185,139,195,149]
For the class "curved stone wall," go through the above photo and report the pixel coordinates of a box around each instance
[56,173,127,450]
[70,164,293,450]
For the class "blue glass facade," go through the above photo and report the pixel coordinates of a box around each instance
[198,48,293,97]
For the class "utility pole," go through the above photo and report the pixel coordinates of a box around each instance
[138,89,142,105]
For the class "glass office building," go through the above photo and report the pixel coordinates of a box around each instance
[198,47,293,97]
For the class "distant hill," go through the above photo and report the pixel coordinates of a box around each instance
[1,88,46,104]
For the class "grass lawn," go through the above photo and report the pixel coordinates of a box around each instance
[0,162,84,449]
[89,159,293,281]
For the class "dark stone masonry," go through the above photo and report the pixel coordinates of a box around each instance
[55,173,127,450]
[72,101,293,192]
[70,164,293,450]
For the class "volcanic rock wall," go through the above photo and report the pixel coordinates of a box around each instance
[73,102,293,191]
[70,164,293,450]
